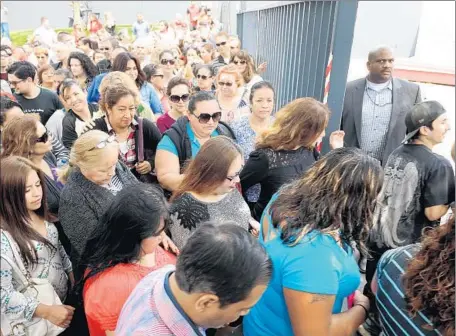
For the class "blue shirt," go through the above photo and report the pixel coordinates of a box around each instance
[243,195,361,336]
[376,245,443,336]
[139,83,163,115]
[157,123,219,158]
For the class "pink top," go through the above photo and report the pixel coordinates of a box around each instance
[157,113,177,133]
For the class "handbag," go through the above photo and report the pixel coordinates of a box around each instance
[136,117,159,184]
[1,231,66,336]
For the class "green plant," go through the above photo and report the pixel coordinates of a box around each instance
[9,23,160,47]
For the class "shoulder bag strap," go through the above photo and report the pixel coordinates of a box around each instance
[137,117,145,162]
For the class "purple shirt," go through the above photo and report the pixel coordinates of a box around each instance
[116,265,206,336]
[157,113,177,133]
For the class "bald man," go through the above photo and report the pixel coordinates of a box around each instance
[341,46,422,165]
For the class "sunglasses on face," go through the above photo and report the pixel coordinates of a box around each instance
[233,60,246,65]
[197,74,211,80]
[36,131,49,144]
[169,94,190,103]
[216,41,227,47]
[161,59,176,65]
[218,81,233,87]
[191,111,222,124]
[100,47,111,51]
[89,134,117,151]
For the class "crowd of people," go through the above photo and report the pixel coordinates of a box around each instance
[0,3,455,336]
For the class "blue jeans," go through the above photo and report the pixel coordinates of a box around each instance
[1,22,10,39]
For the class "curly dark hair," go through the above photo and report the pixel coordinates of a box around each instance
[271,147,384,253]
[67,52,98,81]
[403,215,455,334]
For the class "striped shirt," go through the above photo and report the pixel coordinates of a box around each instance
[376,245,443,336]
[360,80,393,161]
[116,265,206,336]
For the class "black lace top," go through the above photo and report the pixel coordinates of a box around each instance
[240,147,318,220]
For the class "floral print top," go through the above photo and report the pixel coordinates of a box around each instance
[0,222,72,325]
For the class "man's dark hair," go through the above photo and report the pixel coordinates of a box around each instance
[409,123,435,142]
[1,44,12,54]
[188,91,216,114]
[143,64,158,82]
[6,61,37,80]
[175,222,272,307]
[0,97,23,126]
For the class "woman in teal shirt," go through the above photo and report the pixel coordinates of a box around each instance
[244,147,384,336]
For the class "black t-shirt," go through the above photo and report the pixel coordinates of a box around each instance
[370,144,455,249]
[14,88,63,125]
[240,147,318,220]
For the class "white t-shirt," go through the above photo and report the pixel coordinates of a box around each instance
[33,26,57,48]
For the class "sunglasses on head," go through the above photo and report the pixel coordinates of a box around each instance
[161,59,176,65]
[169,94,190,103]
[197,74,211,80]
[36,132,49,144]
[216,41,227,47]
[218,81,233,87]
[233,60,246,65]
[191,111,222,124]
[89,134,117,151]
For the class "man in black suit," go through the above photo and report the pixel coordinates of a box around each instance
[341,46,422,165]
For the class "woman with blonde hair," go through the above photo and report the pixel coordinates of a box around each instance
[240,97,330,220]
[58,130,138,277]
[33,46,50,69]
[215,64,250,123]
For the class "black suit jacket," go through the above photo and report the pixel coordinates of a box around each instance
[341,77,422,165]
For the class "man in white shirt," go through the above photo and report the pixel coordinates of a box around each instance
[31,17,57,49]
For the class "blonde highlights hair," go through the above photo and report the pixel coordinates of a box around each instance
[257,97,330,151]
[1,114,41,159]
[59,130,119,183]
[216,64,243,88]
[98,71,141,114]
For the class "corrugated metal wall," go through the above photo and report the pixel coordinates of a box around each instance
[237,1,337,108]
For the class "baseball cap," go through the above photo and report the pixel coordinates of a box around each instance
[402,100,446,144]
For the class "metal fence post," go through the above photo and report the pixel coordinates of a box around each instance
[322,0,359,154]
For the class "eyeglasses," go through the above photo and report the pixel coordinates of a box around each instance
[169,94,190,103]
[191,111,222,124]
[218,81,233,87]
[197,74,211,80]
[226,167,243,181]
[1,51,12,57]
[89,134,117,151]
[36,131,49,144]
[9,79,25,86]
[153,74,164,79]
[161,59,176,65]
[233,60,246,65]
[99,47,111,51]
[216,41,227,47]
